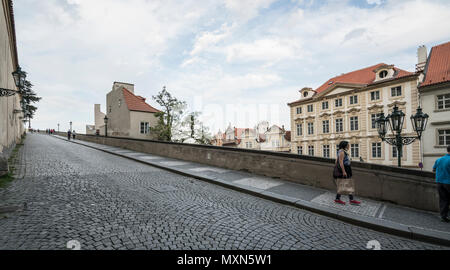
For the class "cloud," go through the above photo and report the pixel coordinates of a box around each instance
[367,0,383,5]
[225,38,303,63]
[223,0,278,22]
[343,28,367,43]
[12,0,450,134]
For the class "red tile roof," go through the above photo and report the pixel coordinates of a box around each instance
[234,128,246,139]
[314,63,412,94]
[288,63,413,105]
[421,41,450,87]
[122,88,160,113]
[284,131,291,141]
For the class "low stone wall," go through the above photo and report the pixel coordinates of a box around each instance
[57,132,439,212]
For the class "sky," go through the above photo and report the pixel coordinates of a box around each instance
[13,0,450,134]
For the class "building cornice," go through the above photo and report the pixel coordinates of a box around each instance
[387,101,407,107]
[419,81,450,92]
[367,104,384,111]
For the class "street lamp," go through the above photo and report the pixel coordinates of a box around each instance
[57,123,60,132]
[1,66,26,97]
[70,121,72,133]
[12,66,26,90]
[104,116,108,137]
[376,105,429,167]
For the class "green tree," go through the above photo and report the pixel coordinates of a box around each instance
[151,86,186,141]
[19,74,41,127]
[178,111,212,144]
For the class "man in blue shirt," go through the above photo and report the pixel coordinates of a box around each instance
[433,145,450,222]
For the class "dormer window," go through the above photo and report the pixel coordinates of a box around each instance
[303,91,308,97]
[379,70,388,79]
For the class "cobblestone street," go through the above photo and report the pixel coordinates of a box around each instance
[0,134,446,250]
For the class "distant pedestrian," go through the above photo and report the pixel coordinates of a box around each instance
[67,129,71,141]
[433,145,450,223]
[72,130,76,140]
[333,141,361,205]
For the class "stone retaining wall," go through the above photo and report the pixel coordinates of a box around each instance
[57,132,439,212]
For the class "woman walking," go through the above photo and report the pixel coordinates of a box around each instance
[334,141,361,205]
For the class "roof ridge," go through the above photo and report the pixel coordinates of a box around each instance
[122,87,160,113]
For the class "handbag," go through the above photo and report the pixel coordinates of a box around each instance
[333,163,343,179]
[336,177,355,195]
[332,153,344,179]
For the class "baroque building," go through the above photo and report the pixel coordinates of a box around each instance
[288,62,421,168]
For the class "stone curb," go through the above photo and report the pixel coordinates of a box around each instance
[53,135,450,247]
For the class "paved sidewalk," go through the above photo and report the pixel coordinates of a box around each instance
[54,135,450,246]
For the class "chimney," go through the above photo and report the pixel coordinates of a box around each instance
[417,45,427,72]
[113,82,135,93]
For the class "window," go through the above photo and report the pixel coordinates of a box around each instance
[335,118,343,132]
[322,120,329,133]
[109,106,112,113]
[308,122,314,135]
[350,116,359,131]
[308,145,314,156]
[371,91,380,101]
[335,98,343,107]
[437,94,450,110]
[323,145,330,158]
[303,91,308,97]
[391,86,402,97]
[379,70,388,78]
[307,104,314,112]
[246,142,253,148]
[372,142,382,158]
[322,101,329,110]
[349,95,358,105]
[296,124,303,136]
[392,146,403,158]
[297,146,303,155]
[140,122,150,134]
[351,144,359,158]
[438,129,450,146]
[296,107,302,114]
[371,113,383,129]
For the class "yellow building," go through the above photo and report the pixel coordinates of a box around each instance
[288,63,422,168]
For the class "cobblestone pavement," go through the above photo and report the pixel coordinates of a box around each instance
[0,134,446,250]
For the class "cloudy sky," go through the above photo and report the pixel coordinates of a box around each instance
[13,0,450,134]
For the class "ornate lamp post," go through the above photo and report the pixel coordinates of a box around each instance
[1,66,26,97]
[376,105,429,167]
[104,116,108,137]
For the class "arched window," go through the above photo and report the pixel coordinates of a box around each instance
[379,70,388,79]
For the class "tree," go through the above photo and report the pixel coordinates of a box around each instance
[19,74,41,128]
[178,111,212,144]
[151,86,187,142]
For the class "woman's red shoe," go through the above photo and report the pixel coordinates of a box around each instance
[334,199,346,205]
[350,200,361,205]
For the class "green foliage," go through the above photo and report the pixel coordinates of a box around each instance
[18,72,41,124]
[151,86,187,142]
